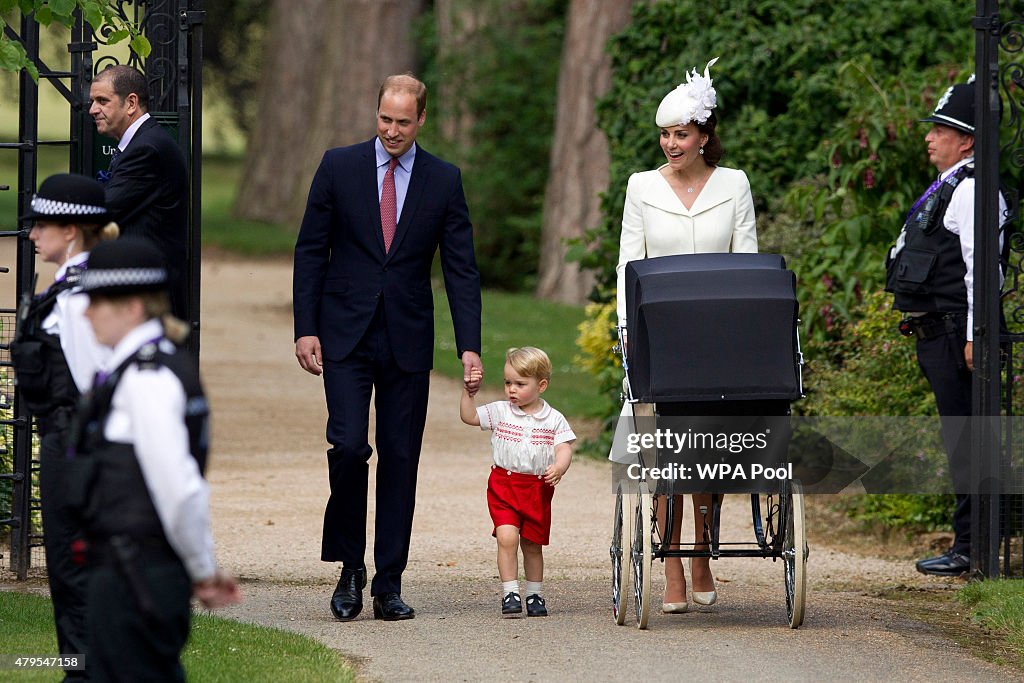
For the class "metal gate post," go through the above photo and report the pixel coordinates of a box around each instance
[9,12,41,580]
[973,0,1003,578]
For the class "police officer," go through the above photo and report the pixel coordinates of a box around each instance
[885,76,1006,576]
[11,174,119,677]
[67,237,240,680]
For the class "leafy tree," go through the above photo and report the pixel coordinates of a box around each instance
[0,0,149,79]
[202,0,268,136]
[417,0,568,291]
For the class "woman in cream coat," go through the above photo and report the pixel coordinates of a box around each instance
[616,58,757,614]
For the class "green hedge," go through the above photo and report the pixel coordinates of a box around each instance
[575,0,980,518]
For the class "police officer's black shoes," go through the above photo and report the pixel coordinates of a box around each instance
[330,566,367,621]
[916,550,970,576]
[372,592,415,620]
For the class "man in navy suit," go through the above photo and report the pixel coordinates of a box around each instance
[90,65,190,321]
[294,74,483,621]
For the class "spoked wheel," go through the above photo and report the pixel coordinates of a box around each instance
[783,480,807,628]
[631,481,653,629]
[610,481,630,625]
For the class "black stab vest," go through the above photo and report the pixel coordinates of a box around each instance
[885,164,974,313]
[9,267,83,423]
[67,340,209,542]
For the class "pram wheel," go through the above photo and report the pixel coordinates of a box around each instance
[610,481,629,625]
[632,482,653,629]
[783,480,807,628]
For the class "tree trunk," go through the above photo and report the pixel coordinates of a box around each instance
[535,0,633,304]
[234,0,425,227]
[434,0,484,153]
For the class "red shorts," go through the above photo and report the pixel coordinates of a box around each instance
[487,465,555,545]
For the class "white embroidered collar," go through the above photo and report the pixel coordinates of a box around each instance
[509,399,551,419]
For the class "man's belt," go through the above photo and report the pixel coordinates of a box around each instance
[900,312,965,341]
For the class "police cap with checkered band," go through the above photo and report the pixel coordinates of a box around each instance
[80,237,169,297]
[19,173,110,224]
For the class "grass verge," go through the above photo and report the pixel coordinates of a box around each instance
[0,591,355,681]
[433,287,604,419]
[959,580,1024,662]
[869,583,1024,672]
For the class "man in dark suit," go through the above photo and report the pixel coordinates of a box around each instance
[89,64,190,321]
[294,74,483,621]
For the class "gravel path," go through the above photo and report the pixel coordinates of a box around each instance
[198,256,1019,682]
[4,253,1017,682]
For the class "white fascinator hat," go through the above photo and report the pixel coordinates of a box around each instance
[656,57,719,128]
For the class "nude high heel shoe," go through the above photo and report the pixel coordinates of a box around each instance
[692,589,717,606]
[691,560,717,605]
[662,601,690,613]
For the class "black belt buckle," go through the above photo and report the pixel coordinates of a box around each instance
[899,317,915,337]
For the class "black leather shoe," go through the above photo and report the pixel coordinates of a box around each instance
[372,592,415,620]
[330,566,367,621]
[501,591,522,616]
[916,550,970,576]
[525,594,547,617]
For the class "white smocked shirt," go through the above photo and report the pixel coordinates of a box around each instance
[476,400,576,475]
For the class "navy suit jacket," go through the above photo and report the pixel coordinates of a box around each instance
[293,139,481,372]
[105,116,189,318]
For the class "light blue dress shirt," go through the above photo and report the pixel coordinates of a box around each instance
[374,138,415,224]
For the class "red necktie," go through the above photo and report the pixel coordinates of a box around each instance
[381,157,399,252]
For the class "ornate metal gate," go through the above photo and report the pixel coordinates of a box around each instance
[977,0,1024,578]
[0,0,204,579]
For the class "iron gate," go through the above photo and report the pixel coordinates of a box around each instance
[977,0,1024,578]
[0,0,203,579]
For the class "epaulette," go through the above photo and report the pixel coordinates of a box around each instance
[134,342,161,371]
[944,162,974,190]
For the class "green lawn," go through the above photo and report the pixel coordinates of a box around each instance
[201,156,297,256]
[0,591,355,681]
[433,287,602,418]
[0,153,295,255]
[959,579,1024,661]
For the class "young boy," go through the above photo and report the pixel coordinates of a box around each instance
[460,347,575,616]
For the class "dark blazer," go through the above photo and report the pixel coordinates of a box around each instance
[293,139,481,372]
[105,117,189,319]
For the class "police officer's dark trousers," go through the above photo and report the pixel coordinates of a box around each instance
[86,544,191,682]
[915,315,972,555]
[38,410,89,678]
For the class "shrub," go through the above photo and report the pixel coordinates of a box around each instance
[837,493,955,536]
[799,291,935,417]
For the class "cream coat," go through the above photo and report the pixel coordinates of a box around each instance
[616,164,758,325]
